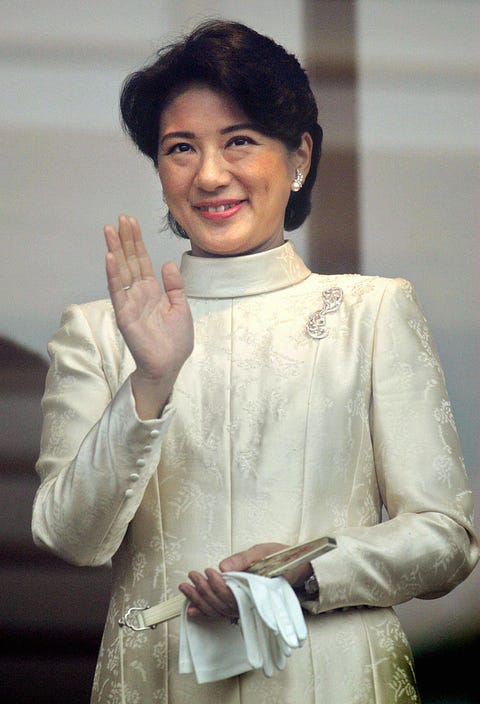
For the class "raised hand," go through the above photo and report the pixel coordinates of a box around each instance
[104,215,193,418]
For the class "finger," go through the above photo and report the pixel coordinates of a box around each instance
[104,222,133,289]
[219,543,286,573]
[161,262,188,308]
[118,215,141,283]
[219,549,252,573]
[205,568,238,612]
[105,251,123,299]
[104,223,125,269]
[104,229,129,305]
[183,571,235,619]
[179,580,219,619]
[184,603,203,618]
[128,216,156,280]
[190,571,234,617]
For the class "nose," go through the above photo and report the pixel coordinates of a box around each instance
[194,149,231,191]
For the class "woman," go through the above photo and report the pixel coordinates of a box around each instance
[32,20,478,703]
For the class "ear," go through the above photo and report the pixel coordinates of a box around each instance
[294,132,313,179]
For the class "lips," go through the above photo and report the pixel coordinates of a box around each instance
[194,200,245,220]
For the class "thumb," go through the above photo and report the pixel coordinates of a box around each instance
[161,261,188,307]
[220,544,286,573]
[219,550,252,573]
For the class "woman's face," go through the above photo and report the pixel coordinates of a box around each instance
[158,85,312,258]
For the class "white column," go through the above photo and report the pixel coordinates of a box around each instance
[356,0,480,648]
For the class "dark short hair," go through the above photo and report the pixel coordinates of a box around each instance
[120,20,322,235]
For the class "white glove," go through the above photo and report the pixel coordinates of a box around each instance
[179,572,307,683]
[226,573,307,675]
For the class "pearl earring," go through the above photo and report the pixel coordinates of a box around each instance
[291,168,304,192]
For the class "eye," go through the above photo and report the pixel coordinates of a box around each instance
[226,135,257,148]
[166,142,193,155]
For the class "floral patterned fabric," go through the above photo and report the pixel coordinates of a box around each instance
[33,242,478,703]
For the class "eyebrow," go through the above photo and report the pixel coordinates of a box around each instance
[160,123,259,145]
[221,123,258,135]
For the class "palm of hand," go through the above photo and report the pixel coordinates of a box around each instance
[104,215,193,382]
[115,272,193,380]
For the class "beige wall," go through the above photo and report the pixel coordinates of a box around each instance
[1,1,307,360]
[3,1,476,470]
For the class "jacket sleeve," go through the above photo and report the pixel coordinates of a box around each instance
[32,304,175,566]
[305,279,478,613]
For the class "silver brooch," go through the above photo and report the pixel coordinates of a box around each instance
[306,287,343,339]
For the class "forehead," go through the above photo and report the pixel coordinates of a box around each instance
[159,84,248,133]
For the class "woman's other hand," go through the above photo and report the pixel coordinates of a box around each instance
[179,543,313,620]
[104,215,193,418]
[221,543,313,590]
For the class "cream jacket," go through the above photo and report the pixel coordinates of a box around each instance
[33,242,478,703]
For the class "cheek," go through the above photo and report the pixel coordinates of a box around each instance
[261,173,292,203]
[253,156,291,198]
[158,164,184,195]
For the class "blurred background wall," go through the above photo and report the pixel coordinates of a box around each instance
[1,1,478,702]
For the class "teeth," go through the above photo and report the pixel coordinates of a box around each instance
[200,203,236,213]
